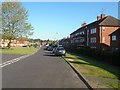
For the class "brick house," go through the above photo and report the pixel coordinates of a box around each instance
[59,37,71,47]
[70,14,120,50]
[0,37,30,48]
[109,28,120,51]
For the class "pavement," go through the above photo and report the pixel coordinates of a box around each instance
[2,47,88,88]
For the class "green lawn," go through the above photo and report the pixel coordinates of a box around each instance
[0,47,38,54]
[65,53,120,89]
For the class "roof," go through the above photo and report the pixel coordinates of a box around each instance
[99,16,120,26]
[109,28,120,36]
[70,26,87,35]
[70,16,120,35]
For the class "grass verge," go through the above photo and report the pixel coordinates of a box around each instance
[64,53,120,89]
[0,47,38,54]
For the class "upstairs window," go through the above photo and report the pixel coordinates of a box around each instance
[79,31,85,35]
[90,28,96,34]
[112,35,116,41]
[102,27,106,32]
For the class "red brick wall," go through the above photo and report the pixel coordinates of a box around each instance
[100,26,119,46]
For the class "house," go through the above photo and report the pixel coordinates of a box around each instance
[0,37,30,48]
[109,28,120,51]
[70,14,120,50]
[59,37,71,47]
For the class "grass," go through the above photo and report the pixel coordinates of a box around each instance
[65,53,120,89]
[102,82,120,89]
[0,47,38,54]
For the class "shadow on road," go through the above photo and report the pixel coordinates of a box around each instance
[43,51,61,57]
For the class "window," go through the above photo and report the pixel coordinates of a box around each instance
[90,37,96,43]
[112,35,116,41]
[82,31,85,35]
[116,48,118,50]
[90,46,96,49]
[80,38,84,42]
[102,27,106,32]
[80,32,82,35]
[79,31,85,35]
[102,37,105,43]
[70,35,73,38]
[75,33,79,36]
[90,28,96,34]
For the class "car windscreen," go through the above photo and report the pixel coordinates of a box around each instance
[57,47,65,50]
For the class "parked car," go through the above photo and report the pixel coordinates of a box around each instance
[47,46,53,51]
[44,46,49,50]
[57,45,63,47]
[54,47,66,56]
[52,47,57,53]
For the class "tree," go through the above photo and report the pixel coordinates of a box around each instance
[0,4,2,39]
[2,1,33,48]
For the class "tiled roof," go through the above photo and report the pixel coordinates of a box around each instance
[99,16,120,26]
[70,16,120,35]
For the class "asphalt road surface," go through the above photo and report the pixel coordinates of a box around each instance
[2,54,25,63]
[2,47,87,88]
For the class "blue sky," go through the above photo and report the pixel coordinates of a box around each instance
[22,2,118,40]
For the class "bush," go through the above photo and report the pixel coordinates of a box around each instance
[64,44,120,66]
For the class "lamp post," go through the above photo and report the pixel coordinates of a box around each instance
[55,32,59,45]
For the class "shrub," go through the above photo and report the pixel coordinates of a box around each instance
[64,44,120,66]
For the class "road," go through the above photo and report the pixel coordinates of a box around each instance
[2,47,87,88]
[2,54,25,63]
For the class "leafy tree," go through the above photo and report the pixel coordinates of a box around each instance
[2,1,33,48]
[0,4,2,39]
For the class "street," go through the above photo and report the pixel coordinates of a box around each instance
[2,47,87,88]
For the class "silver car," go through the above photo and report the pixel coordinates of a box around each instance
[54,47,66,56]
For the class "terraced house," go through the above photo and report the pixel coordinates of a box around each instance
[70,14,120,51]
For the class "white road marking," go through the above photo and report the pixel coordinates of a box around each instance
[0,48,39,68]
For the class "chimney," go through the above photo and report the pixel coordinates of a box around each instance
[97,14,106,20]
[97,16,101,20]
[82,22,87,27]
[101,14,106,19]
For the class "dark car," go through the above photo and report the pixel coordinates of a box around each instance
[47,46,53,51]
[54,47,66,56]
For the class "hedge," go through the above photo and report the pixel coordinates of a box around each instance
[64,44,120,66]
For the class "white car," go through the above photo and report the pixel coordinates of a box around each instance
[54,47,66,56]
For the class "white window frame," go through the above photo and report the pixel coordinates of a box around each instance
[90,28,96,34]
[90,37,97,43]
[102,27,106,32]
[102,37,105,43]
[112,35,116,41]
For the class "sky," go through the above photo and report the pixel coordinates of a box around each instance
[22,2,118,40]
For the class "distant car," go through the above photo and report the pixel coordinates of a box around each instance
[54,47,66,56]
[47,46,53,51]
[44,46,49,50]
[57,45,63,47]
